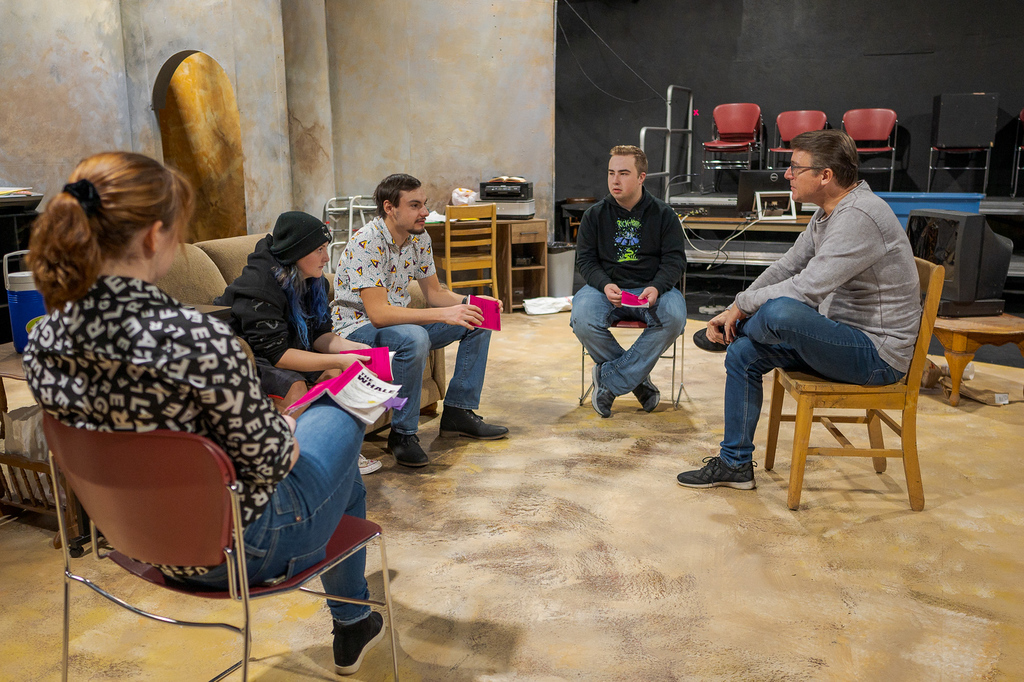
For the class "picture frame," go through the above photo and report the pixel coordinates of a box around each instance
[754,190,796,221]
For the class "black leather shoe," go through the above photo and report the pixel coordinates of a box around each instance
[333,611,385,675]
[693,327,729,353]
[387,431,429,467]
[439,407,509,439]
[632,378,660,413]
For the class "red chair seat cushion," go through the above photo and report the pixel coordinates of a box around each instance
[108,515,382,600]
[703,140,756,151]
[854,146,894,153]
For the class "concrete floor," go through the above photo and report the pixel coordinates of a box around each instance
[2,313,1023,680]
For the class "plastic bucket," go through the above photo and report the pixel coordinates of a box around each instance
[547,243,577,298]
[4,251,47,353]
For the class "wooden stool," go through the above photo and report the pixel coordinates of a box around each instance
[931,314,1024,406]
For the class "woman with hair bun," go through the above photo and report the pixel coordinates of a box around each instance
[24,152,386,676]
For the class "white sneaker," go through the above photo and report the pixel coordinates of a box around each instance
[358,454,382,475]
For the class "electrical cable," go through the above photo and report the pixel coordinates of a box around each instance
[557,1,666,104]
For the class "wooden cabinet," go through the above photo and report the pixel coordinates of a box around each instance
[499,219,548,311]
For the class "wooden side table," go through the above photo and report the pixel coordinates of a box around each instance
[931,314,1024,406]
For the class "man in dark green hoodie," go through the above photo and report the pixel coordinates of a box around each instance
[571,145,687,418]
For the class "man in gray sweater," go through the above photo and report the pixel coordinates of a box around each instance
[678,130,921,490]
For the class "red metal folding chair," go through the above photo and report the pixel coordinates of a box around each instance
[842,108,898,191]
[43,414,399,681]
[768,110,828,169]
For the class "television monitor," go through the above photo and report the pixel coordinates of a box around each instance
[736,170,789,216]
[906,209,1013,317]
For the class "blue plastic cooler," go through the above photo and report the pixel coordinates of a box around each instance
[4,250,47,353]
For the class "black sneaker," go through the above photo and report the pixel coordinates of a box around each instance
[591,363,614,418]
[438,406,509,439]
[632,378,660,413]
[333,611,385,675]
[693,327,728,353]
[387,431,429,467]
[676,456,756,490]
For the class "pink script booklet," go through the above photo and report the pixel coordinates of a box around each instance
[469,295,501,331]
[339,346,392,381]
[285,361,406,423]
[620,291,650,308]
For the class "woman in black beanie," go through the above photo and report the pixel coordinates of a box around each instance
[218,212,382,475]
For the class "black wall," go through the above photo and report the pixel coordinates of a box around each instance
[556,0,1024,201]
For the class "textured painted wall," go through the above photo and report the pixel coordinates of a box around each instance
[325,0,556,233]
[0,2,131,202]
[121,0,292,235]
[281,0,336,218]
[158,52,247,242]
[0,1,292,235]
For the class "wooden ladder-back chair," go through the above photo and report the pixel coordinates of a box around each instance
[763,258,944,511]
[439,203,499,298]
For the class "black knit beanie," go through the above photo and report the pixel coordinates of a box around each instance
[269,211,331,264]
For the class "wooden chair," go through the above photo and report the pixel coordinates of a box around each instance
[763,258,944,511]
[438,203,499,298]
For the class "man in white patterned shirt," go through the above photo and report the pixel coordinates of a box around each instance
[333,173,508,467]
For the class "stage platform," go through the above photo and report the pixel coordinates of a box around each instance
[669,192,1024,216]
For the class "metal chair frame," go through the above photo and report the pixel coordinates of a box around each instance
[927,146,992,193]
[1011,108,1024,198]
[579,321,685,409]
[701,103,765,193]
[45,420,400,681]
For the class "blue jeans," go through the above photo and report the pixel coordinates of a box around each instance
[347,322,491,435]
[720,297,904,468]
[181,398,370,624]
[570,285,687,396]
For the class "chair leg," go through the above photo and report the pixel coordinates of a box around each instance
[787,397,814,510]
[889,147,896,191]
[670,336,679,408]
[61,573,71,682]
[982,147,991,194]
[764,370,785,471]
[900,410,925,511]
[927,148,935,192]
[1013,144,1021,198]
[675,330,686,406]
[378,536,401,681]
[579,345,591,406]
[866,409,887,473]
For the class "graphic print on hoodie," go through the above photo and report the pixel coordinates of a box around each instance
[614,216,642,262]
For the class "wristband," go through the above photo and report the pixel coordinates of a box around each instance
[463,295,470,305]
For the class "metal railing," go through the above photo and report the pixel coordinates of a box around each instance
[322,195,377,270]
[639,84,694,202]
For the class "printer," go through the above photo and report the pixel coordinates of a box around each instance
[480,176,535,219]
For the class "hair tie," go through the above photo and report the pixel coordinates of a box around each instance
[63,179,102,216]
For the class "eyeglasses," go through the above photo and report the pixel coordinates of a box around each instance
[788,163,823,176]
